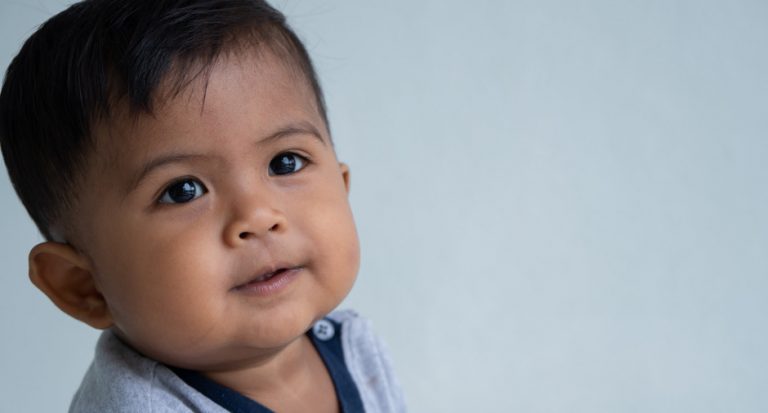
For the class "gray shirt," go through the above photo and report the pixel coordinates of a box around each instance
[69,309,407,412]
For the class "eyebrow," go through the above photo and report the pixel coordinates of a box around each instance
[265,121,325,146]
[128,121,326,192]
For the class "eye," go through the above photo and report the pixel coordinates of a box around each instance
[158,178,207,204]
[268,152,307,176]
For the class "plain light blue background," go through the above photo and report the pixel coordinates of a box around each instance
[1,0,767,412]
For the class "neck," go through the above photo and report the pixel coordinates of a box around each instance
[202,333,314,395]
[192,333,339,413]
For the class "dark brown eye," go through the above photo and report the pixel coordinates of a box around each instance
[269,153,306,176]
[158,179,206,204]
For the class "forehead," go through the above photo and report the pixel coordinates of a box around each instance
[91,47,325,169]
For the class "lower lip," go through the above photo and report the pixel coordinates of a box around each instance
[234,267,301,296]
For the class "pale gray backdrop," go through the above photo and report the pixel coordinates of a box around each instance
[1,0,767,412]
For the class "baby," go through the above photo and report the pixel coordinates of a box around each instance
[0,1,405,412]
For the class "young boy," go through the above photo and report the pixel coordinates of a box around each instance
[0,1,405,412]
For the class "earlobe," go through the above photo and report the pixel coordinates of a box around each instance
[28,242,113,330]
[339,162,351,194]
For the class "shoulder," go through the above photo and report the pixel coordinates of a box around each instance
[326,309,408,413]
[69,330,225,413]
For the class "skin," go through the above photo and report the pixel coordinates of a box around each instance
[28,47,359,413]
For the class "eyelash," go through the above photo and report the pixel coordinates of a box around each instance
[268,151,309,176]
[157,177,207,205]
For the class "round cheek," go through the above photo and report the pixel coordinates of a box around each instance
[318,201,360,303]
[338,211,360,281]
[93,226,230,359]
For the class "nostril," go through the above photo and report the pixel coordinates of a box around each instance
[233,221,280,241]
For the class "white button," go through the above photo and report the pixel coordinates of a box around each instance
[313,319,335,341]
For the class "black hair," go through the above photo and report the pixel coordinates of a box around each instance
[0,0,327,241]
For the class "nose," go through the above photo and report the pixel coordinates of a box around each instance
[223,193,286,247]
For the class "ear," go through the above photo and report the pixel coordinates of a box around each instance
[28,242,113,329]
[339,162,351,194]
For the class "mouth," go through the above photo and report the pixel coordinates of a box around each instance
[233,265,302,295]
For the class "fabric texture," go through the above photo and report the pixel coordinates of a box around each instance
[69,309,407,413]
[169,316,366,413]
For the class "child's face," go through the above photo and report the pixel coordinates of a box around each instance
[71,48,359,370]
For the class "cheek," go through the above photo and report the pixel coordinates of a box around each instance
[91,221,228,347]
[308,192,360,291]
[339,216,360,278]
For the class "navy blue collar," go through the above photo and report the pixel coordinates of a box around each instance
[171,318,365,413]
